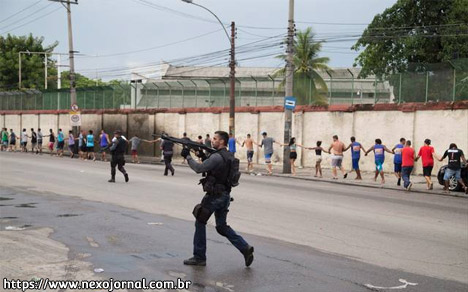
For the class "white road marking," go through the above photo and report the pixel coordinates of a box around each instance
[365,279,418,290]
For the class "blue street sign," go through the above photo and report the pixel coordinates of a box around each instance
[284,96,296,110]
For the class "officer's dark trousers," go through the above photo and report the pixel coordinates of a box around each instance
[110,155,127,178]
[164,155,174,175]
[193,192,249,260]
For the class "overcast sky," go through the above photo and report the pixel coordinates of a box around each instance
[1,0,397,80]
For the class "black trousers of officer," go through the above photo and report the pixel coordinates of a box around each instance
[110,154,127,178]
[164,154,175,175]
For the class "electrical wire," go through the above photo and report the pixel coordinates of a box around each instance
[0,3,54,31]
[0,0,43,24]
[77,28,224,58]
[0,6,62,35]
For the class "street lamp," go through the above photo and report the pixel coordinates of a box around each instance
[181,0,236,136]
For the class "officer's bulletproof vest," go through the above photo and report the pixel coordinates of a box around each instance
[113,138,127,155]
[202,149,231,194]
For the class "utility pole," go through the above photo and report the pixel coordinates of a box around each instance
[44,56,48,89]
[282,0,295,173]
[65,0,77,107]
[57,54,62,89]
[229,22,236,136]
[50,0,78,132]
[18,53,21,89]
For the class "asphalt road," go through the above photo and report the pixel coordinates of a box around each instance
[1,152,467,291]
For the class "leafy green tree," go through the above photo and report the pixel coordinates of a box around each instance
[58,71,107,88]
[352,0,468,78]
[0,34,58,90]
[277,27,330,105]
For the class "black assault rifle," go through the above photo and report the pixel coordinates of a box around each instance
[153,133,216,154]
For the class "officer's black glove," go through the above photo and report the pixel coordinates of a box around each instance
[196,150,207,161]
[181,148,190,158]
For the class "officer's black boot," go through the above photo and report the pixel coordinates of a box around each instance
[243,245,254,267]
[183,257,206,266]
[108,177,115,183]
[124,173,129,183]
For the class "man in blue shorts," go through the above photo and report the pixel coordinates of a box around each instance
[392,138,406,186]
[344,136,366,180]
[260,132,280,175]
[365,139,393,184]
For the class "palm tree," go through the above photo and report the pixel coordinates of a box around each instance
[276,27,330,105]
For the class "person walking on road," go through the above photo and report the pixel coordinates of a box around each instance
[401,140,415,191]
[241,134,256,172]
[78,130,87,160]
[328,135,347,180]
[204,134,212,148]
[197,135,204,144]
[44,129,56,155]
[56,129,65,157]
[308,141,328,178]
[392,138,406,186]
[343,136,365,180]
[181,130,254,267]
[29,128,38,154]
[415,139,435,190]
[260,132,281,175]
[129,135,144,163]
[228,133,239,156]
[438,143,468,194]
[99,130,111,162]
[8,129,16,152]
[108,130,129,183]
[1,128,8,151]
[37,128,43,154]
[86,130,96,161]
[20,128,28,152]
[162,137,175,176]
[181,132,191,164]
[280,137,303,176]
[67,130,76,158]
[365,139,393,184]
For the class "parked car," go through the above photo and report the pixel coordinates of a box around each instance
[437,163,468,191]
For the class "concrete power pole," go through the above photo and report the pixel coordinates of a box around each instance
[65,0,77,108]
[50,0,78,132]
[229,22,236,136]
[282,0,295,173]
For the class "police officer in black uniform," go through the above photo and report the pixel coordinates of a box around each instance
[181,130,254,267]
[108,130,129,183]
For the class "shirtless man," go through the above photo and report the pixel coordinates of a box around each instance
[242,134,257,172]
[328,135,347,179]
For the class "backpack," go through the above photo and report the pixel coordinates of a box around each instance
[219,150,241,188]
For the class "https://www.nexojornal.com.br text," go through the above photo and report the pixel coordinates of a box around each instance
[3,278,192,291]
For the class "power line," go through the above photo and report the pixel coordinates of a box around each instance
[134,0,286,30]
[0,0,43,24]
[0,6,62,35]
[0,3,54,31]
[77,28,224,58]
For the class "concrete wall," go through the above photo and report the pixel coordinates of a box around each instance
[1,104,467,175]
